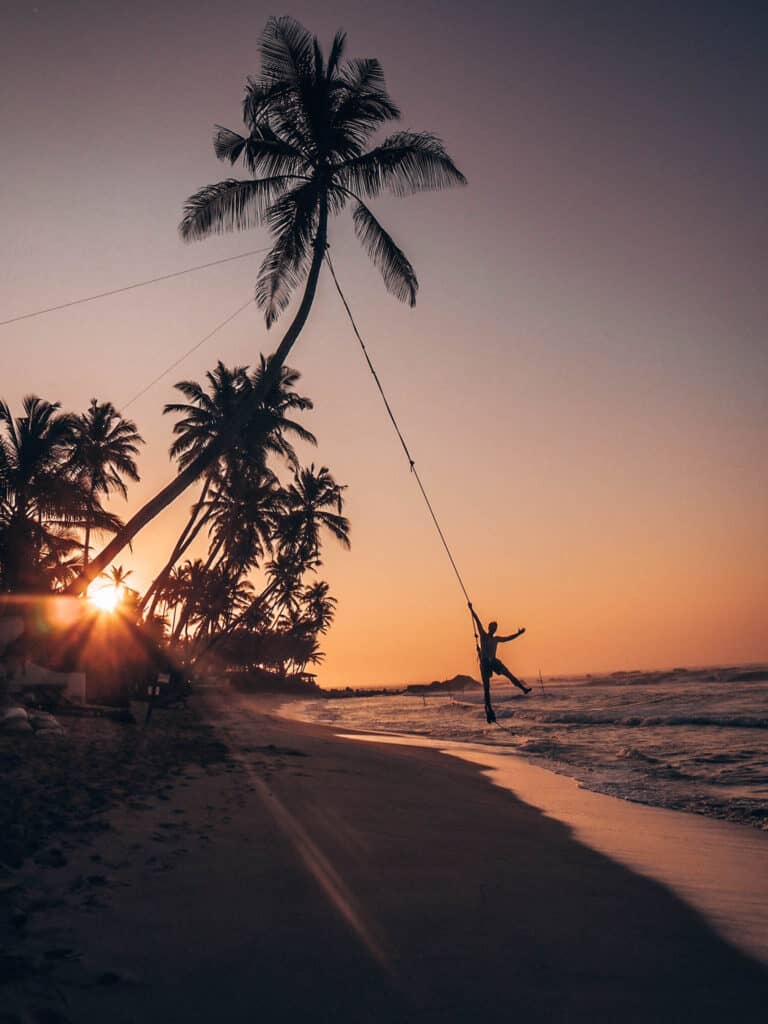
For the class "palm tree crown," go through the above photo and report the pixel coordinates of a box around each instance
[69,399,143,501]
[179,15,466,325]
[68,399,143,571]
[165,358,315,474]
[280,463,350,563]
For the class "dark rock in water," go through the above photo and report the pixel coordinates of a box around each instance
[406,673,480,695]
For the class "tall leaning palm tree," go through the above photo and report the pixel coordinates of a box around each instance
[69,16,465,595]
[67,399,143,572]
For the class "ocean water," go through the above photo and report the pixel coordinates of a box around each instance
[294,668,768,830]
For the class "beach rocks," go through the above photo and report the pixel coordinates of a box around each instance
[1,707,30,729]
[0,707,64,738]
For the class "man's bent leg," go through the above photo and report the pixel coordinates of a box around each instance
[495,660,531,694]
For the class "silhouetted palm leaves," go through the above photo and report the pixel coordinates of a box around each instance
[0,397,124,592]
[180,15,465,324]
[70,17,463,591]
[67,399,143,571]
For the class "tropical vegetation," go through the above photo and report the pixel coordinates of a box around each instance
[69,14,464,595]
[0,358,347,691]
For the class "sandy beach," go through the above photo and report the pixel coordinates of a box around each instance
[1,693,766,1023]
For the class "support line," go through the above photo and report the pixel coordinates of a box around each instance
[122,298,253,410]
[0,247,268,328]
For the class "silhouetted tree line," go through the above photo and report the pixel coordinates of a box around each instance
[0,358,346,689]
[1,16,464,695]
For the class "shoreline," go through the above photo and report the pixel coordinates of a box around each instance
[330,728,768,965]
[4,694,768,1021]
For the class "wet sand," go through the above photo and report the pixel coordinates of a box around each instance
[337,732,768,964]
[2,694,767,1022]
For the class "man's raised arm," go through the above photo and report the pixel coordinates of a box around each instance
[467,602,485,636]
[498,627,526,643]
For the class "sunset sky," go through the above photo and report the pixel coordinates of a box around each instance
[2,1,766,686]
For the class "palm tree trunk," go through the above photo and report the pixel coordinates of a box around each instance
[82,520,91,575]
[67,199,330,597]
[140,479,213,614]
[202,536,224,573]
[83,478,96,574]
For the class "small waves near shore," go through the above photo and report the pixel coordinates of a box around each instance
[293,666,768,830]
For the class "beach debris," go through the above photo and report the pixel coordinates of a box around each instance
[0,708,32,733]
[0,706,65,737]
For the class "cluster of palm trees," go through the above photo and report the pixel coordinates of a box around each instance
[142,358,349,680]
[0,397,142,594]
[0,356,347,684]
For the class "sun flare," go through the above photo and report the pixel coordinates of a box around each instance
[87,582,122,613]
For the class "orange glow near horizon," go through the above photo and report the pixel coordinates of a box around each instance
[3,4,767,689]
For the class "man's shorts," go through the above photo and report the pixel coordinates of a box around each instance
[480,657,505,680]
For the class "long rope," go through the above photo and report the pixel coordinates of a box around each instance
[0,247,268,328]
[322,252,526,731]
[324,251,473,607]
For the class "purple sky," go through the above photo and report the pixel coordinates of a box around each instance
[2,2,767,684]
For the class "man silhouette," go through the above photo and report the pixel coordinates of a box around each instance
[468,603,530,723]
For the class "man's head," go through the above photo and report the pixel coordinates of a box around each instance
[488,621,498,635]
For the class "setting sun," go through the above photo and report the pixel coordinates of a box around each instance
[87,582,122,614]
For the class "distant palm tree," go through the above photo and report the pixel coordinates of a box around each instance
[302,580,337,635]
[71,15,464,593]
[68,399,143,572]
[105,564,133,588]
[0,396,119,592]
[279,464,350,563]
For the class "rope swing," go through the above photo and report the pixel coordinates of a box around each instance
[324,250,490,694]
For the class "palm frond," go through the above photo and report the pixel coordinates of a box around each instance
[255,182,320,325]
[212,126,248,164]
[352,202,418,306]
[260,16,314,86]
[326,30,347,78]
[214,124,308,179]
[179,177,294,241]
[338,131,467,199]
